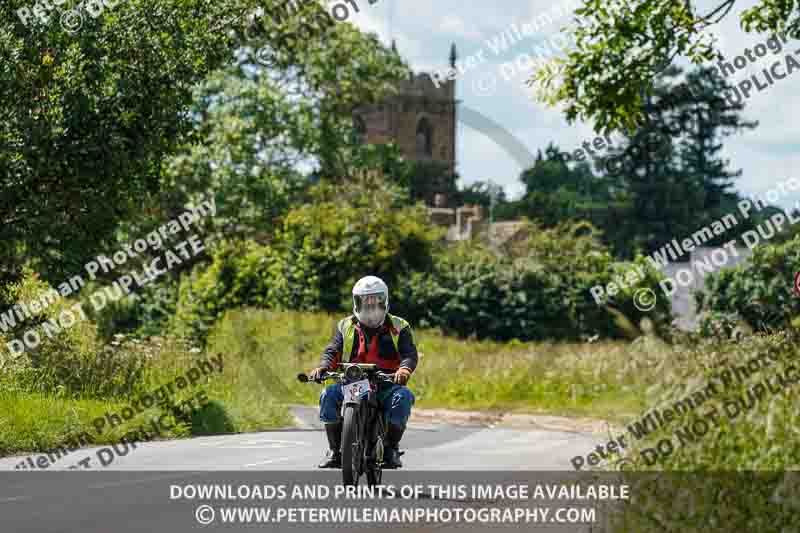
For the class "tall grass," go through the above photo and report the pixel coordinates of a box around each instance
[205,308,676,420]
[601,330,800,532]
[612,330,800,470]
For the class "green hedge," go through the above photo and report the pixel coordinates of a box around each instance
[171,178,439,342]
[392,222,672,341]
[0,269,145,399]
[696,235,800,333]
[169,189,671,343]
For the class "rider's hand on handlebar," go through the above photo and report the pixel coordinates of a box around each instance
[394,367,412,385]
[308,367,327,382]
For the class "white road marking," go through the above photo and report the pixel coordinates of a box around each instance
[0,496,32,504]
[216,439,311,449]
[196,438,243,447]
[240,439,311,446]
[244,457,292,467]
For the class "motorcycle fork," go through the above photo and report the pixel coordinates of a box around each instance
[365,389,385,464]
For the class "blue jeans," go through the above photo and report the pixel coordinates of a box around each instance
[319,382,415,428]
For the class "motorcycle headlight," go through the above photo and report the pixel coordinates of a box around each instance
[345,366,363,381]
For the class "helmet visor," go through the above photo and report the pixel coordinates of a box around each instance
[354,293,387,327]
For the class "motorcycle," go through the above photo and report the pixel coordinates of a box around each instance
[298,363,398,486]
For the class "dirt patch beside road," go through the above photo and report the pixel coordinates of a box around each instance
[410,408,618,435]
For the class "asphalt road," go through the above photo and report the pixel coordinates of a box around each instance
[0,406,601,471]
[0,407,606,533]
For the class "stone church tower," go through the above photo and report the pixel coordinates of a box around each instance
[353,44,458,177]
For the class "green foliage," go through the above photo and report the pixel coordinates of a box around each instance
[696,236,800,332]
[628,330,800,470]
[394,222,671,341]
[608,66,757,257]
[608,331,800,530]
[453,180,507,212]
[521,144,608,197]
[530,0,797,131]
[78,278,180,341]
[403,160,458,206]
[523,66,757,260]
[0,0,258,284]
[697,310,743,340]
[1,0,408,288]
[0,269,145,398]
[189,399,236,436]
[612,472,800,532]
[205,308,665,419]
[172,178,440,342]
[171,240,276,342]
[272,177,438,310]
[0,322,291,456]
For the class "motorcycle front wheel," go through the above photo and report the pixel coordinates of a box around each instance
[341,405,362,486]
[366,414,384,486]
[366,464,382,486]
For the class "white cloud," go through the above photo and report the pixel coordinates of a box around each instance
[439,14,484,40]
[350,0,800,207]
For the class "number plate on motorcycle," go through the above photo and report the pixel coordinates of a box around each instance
[342,379,370,402]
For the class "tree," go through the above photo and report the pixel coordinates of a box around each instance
[402,160,458,206]
[139,11,407,243]
[669,66,757,222]
[1,0,255,285]
[0,0,407,286]
[515,143,617,227]
[455,181,508,210]
[590,64,757,256]
[529,0,796,132]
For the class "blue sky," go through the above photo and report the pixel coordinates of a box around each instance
[339,0,800,209]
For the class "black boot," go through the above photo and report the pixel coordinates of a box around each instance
[318,422,342,468]
[383,423,405,469]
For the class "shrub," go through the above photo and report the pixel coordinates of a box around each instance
[266,177,438,310]
[79,278,181,341]
[394,222,671,341]
[172,177,440,342]
[189,400,236,435]
[171,240,276,342]
[0,269,147,398]
[696,235,800,332]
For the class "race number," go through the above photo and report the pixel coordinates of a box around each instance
[342,379,370,402]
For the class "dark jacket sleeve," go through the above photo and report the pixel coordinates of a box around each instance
[397,327,418,372]
[320,326,344,369]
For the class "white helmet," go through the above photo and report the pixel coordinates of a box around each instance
[352,276,389,328]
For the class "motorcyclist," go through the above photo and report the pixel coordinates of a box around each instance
[309,276,418,469]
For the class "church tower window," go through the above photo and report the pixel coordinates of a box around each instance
[416,117,433,157]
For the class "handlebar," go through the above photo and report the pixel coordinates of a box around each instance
[297,370,396,384]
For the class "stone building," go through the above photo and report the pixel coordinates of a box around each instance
[353,45,499,242]
[352,44,459,179]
